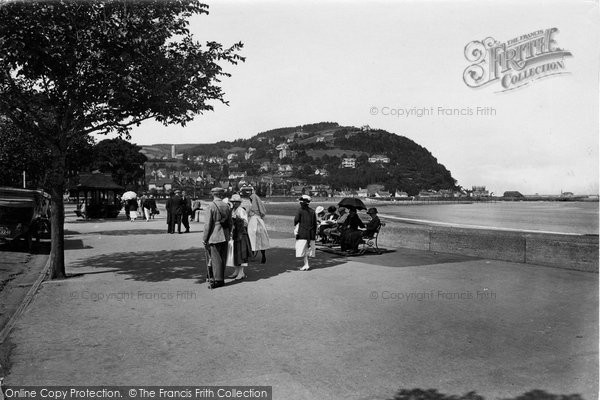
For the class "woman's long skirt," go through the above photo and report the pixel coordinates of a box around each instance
[248,215,270,251]
[234,234,252,265]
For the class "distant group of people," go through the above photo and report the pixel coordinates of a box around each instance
[123,193,158,222]
[202,185,270,289]
[165,190,201,234]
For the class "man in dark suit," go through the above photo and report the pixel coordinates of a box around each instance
[181,190,192,233]
[165,191,174,233]
[169,190,184,234]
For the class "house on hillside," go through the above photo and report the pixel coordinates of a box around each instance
[341,158,356,168]
[227,153,239,162]
[259,161,272,172]
[395,191,409,198]
[368,154,390,164]
[276,143,291,159]
[315,136,325,143]
[357,188,369,197]
[277,164,293,173]
[244,147,256,160]
[207,156,224,163]
[228,172,246,180]
[314,168,329,177]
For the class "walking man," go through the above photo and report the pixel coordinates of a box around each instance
[181,190,192,233]
[203,187,231,289]
[165,191,174,233]
[167,190,183,234]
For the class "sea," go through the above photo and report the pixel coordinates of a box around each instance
[265,200,599,235]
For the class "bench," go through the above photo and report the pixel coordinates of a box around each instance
[358,222,385,255]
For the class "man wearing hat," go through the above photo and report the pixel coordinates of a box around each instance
[181,190,192,233]
[168,189,184,234]
[165,191,175,233]
[294,194,317,271]
[202,187,232,288]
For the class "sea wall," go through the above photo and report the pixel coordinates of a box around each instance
[264,215,599,272]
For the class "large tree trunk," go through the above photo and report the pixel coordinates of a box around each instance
[48,155,67,280]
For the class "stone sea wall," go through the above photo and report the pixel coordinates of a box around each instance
[264,215,599,272]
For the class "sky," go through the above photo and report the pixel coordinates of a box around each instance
[124,0,600,196]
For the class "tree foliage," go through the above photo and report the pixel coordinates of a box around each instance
[92,138,148,189]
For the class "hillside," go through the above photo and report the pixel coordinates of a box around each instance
[144,122,457,195]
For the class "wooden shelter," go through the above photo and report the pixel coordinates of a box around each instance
[70,172,124,218]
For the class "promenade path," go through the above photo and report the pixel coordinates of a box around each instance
[3,208,598,400]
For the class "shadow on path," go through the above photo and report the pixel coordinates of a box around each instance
[66,243,480,284]
[84,229,171,236]
[66,246,348,283]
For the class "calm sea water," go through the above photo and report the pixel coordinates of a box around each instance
[265,201,599,235]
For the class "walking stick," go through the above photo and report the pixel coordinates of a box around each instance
[204,244,214,290]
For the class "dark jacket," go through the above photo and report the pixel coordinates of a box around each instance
[203,199,232,244]
[343,212,364,231]
[181,196,192,215]
[127,198,138,212]
[364,215,381,236]
[170,194,184,215]
[294,205,317,241]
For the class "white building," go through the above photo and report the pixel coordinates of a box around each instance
[341,158,356,168]
[368,154,390,164]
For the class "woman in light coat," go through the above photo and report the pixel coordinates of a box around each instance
[240,185,270,264]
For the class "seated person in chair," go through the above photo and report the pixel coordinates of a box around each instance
[340,207,365,253]
[322,207,347,243]
[363,208,381,238]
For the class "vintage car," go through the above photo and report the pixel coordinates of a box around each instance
[0,187,51,250]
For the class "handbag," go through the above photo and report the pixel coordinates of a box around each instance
[225,239,235,267]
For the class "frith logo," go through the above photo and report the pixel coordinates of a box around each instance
[463,28,572,92]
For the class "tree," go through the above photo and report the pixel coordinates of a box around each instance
[93,138,147,190]
[0,119,52,188]
[0,1,244,279]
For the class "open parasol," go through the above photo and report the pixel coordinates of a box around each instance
[121,191,137,201]
[338,197,366,210]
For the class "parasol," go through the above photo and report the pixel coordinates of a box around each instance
[338,197,366,210]
[121,191,137,201]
